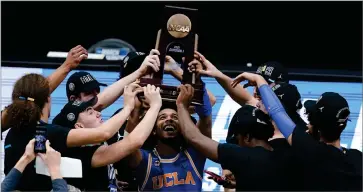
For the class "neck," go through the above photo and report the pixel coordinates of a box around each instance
[40,106,50,123]
[322,138,341,149]
[156,140,180,156]
[252,139,273,151]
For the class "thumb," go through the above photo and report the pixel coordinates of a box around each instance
[45,140,51,151]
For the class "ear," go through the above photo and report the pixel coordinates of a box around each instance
[74,123,84,129]
[244,134,251,143]
[69,95,76,101]
[47,96,51,103]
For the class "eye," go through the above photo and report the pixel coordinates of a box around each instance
[172,115,178,120]
[159,116,166,120]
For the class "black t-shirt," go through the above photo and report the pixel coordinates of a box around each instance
[291,126,362,191]
[218,143,289,191]
[4,121,70,191]
[62,145,109,191]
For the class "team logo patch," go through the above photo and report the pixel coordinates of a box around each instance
[67,113,75,121]
[69,83,75,91]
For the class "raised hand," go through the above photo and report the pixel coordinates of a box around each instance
[65,45,88,69]
[143,84,162,108]
[123,80,143,109]
[191,51,221,78]
[165,55,181,74]
[137,49,161,76]
[176,84,194,107]
[230,72,264,88]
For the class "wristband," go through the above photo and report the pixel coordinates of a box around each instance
[195,85,212,117]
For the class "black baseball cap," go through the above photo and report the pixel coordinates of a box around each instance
[256,61,289,84]
[271,83,302,111]
[52,97,98,128]
[66,72,107,100]
[304,92,350,125]
[120,51,147,79]
[226,105,274,144]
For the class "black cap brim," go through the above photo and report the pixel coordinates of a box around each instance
[98,82,107,87]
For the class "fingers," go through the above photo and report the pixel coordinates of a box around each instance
[45,140,55,152]
[194,51,206,62]
[147,58,160,72]
[38,153,46,161]
[230,73,245,88]
[29,138,35,145]
[150,55,160,67]
[149,49,160,56]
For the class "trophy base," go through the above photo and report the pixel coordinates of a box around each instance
[138,78,203,106]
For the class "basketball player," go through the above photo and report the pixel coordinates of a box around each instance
[125,83,212,191]
[52,84,162,191]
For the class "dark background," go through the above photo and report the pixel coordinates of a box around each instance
[2,1,362,76]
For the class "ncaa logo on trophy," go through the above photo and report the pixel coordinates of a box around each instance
[167,14,192,38]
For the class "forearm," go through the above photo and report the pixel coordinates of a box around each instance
[100,106,133,136]
[1,168,23,192]
[215,72,257,106]
[49,167,62,181]
[178,104,219,161]
[195,86,213,138]
[46,62,71,94]
[92,106,160,167]
[258,82,296,143]
[125,109,142,134]
[94,70,142,111]
[178,105,200,143]
[67,106,133,147]
[14,155,32,173]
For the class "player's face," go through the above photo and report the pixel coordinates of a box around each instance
[155,108,180,139]
[77,107,103,128]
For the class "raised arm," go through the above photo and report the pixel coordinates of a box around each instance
[66,83,142,147]
[93,49,161,111]
[194,51,258,107]
[231,72,296,144]
[176,85,219,162]
[47,45,88,93]
[91,85,162,168]
[1,46,87,133]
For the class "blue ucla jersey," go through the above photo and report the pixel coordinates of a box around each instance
[136,147,206,191]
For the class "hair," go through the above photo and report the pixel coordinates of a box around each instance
[4,74,50,130]
[308,111,347,142]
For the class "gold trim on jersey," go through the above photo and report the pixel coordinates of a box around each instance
[141,153,153,191]
[184,150,203,181]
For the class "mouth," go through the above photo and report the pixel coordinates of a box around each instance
[163,125,176,133]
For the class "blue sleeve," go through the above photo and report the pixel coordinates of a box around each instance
[51,179,68,192]
[258,84,296,138]
[1,168,22,192]
[195,86,212,117]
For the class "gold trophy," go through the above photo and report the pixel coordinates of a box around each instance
[139,5,203,105]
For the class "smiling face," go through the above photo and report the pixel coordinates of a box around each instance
[154,108,180,139]
[76,107,103,128]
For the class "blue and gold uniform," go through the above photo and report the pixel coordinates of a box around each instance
[136,147,206,191]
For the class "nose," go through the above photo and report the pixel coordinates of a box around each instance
[96,111,101,118]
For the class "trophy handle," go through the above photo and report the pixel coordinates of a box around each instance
[192,34,199,84]
[149,29,162,79]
